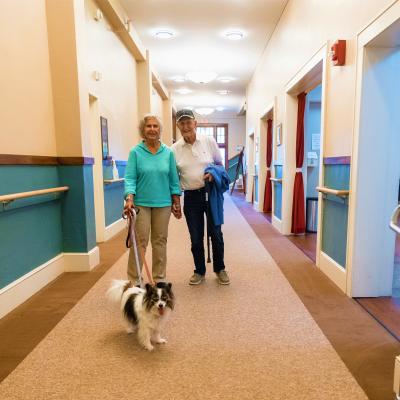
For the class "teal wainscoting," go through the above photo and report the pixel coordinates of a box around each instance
[321,163,350,268]
[0,166,63,289]
[103,160,125,227]
[274,165,283,219]
[59,165,96,252]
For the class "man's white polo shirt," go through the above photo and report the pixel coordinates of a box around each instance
[172,134,222,190]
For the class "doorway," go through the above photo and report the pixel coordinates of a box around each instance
[89,95,106,243]
[348,10,400,338]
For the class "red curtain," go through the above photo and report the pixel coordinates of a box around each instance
[263,118,273,213]
[291,92,306,234]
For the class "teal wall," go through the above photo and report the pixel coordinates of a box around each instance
[103,161,125,227]
[321,163,350,268]
[274,165,283,219]
[0,164,96,289]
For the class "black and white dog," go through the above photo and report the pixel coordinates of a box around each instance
[107,280,174,351]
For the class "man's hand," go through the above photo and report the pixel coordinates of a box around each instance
[203,173,214,182]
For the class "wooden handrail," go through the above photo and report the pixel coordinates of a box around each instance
[0,186,69,205]
[316,186,349,197]
[270,177,282,183]
[104,178,125,184]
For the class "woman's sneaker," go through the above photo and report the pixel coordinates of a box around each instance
[189,273,205,285]
[216,270,230,285]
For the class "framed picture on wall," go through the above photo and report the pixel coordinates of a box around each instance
[276,123,282,146]
[100,116,109,160]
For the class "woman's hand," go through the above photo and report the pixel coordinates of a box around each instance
[171,202,182,219]
[123,195,135,218]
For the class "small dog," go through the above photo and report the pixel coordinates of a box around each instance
[107,280,174,351]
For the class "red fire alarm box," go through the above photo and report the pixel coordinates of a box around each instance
[331,40,346,66]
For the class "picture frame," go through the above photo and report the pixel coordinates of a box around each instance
[276,123,282,146]
[100,116,109,160]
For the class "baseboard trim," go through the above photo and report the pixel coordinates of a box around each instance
[0,254,65,319]
[64,247,100,272]
[319,251,346,293]
[0,247,100,319]
[272,215,282,233]
[104,218,126,241]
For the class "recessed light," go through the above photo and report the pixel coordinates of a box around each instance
[225,30,244,40]
[216,90,230,95]
[195,107,215,116]
[217,76,235,83]
[216,106,225,111]
[155,29,174,39]
[184,106,194,110]
[175,88,192,95]
[171,76,185,82]
[186,71,217,84]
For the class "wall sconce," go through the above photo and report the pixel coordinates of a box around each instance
[94,9,103,21]
[330,40,346,66]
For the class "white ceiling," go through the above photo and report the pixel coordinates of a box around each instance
[120,0,288,115]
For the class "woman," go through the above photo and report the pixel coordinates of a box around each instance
[124,114,182,285]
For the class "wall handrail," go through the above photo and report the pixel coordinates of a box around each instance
[0,186,69,205]
[389,204,400,235]
[270,177,283,183]
[316,186,349,198]
[104,178,125,184]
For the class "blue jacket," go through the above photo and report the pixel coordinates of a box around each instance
[204,165,230,226]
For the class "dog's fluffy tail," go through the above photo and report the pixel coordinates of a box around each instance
[106,279,143,309]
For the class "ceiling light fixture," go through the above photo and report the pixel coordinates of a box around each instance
[171,76,185,82]
[217,76,235,83]
[195,107,214,116]
[184,106,194,110]
[155,29,174,39]
[216,90,230,95]
[186,71,217,84]
[216,106,225,112]
[225,30,244,40]
[175,88,192,95]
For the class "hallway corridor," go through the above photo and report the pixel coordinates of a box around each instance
[0,196,393,400]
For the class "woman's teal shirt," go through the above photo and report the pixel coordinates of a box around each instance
[124,141,181,207]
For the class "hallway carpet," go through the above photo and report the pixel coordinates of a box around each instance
[0,197,367,399]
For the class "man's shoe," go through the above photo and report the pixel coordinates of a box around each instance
[216,270,230,285]
[189,273,205,285]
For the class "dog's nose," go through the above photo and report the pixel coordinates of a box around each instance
[158,304,164,308]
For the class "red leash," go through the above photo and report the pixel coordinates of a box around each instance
[123,208,154,286]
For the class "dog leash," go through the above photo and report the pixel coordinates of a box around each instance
[123,207,154,287]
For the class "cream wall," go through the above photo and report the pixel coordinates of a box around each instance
[198,113,246,159]
[85,0,139,160]
[151,87,163,122]
[0,0,56,156]
[247,0,394,157]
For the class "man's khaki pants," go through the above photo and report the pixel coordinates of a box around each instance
[127,205,171,284]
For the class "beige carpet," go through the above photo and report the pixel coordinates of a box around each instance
[0,196,367,399]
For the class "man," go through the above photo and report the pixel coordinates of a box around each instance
[172,109,230,285]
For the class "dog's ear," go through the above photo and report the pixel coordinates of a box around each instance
[145,283,153,293]
[167,282,172,291]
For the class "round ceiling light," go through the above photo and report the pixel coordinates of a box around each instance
[216,106,225,111]
[216,90,230,95]
[184,106,194,110]
[217,76,235,83]
[175,88,192,95]
[195,107,215,116]
[186,71,217,84]
[155,29,174,39]
[225,30,244,40]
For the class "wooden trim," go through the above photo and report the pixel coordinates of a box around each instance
[197,123,229,168]
[0,186,69,204]
[0,154,58,165]
[0,155,95,166]
[104,178,125,185]
[323,156,351,165]
[58,157,95,165]
[270,177,283,183]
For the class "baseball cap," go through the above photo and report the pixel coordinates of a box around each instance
[176,109,195,122]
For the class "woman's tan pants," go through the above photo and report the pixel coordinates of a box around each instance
[127,205,171,284]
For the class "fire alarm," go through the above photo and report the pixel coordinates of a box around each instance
[331,40,346,66]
